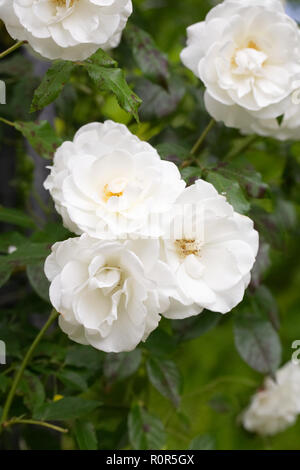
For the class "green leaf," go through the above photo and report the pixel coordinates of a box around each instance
[57,370,88,392]
[144,329,177,357]
[146,357,182,408]
[31,222,71,245]
[253,285,280,331]
[65,345,104,371]
[34,397,101,421]
[0,242,50,287]
[86,48,117,67]
[0,231,27,253]
[156,142,190,163]
[135,75,185,120]
[0,262,13,288]
[181,166,203,183]
[251,241,271,289]
[20,371,46,413]
[6,242,50,266]
[103,350,142,385]
[125,24,169,83]
[206,171,250,214]
[217,163,269,199]
[5,74,40,120]
[189,434,216,450]
[31,61,75,112]
[26,261,50,303]
[74,421,98,450]
[172,311,220,342]
[0,206,35,229]
[128,405,166,450]
[234,310,281,375]
[250,204,284,250]
[85,64,141,121]
[15,120,62,159]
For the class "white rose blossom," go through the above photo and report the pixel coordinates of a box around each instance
[0,0,132,61]
[242,362,300,436]
[44,120,185,239]
[44,234,194,353]
[180,0,300,139]
[205,92,300,141]
[160,180,259,316]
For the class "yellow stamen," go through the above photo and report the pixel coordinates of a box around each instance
[175,239,201,258]
[52,0,76,7]
[247,40,259,51]
[103,184,123,202]
[231,40,261,67]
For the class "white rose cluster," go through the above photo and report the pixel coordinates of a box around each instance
[181,0,300,141]
[242,362,300,436]
[44,120,259,352]
[0,0,132,60]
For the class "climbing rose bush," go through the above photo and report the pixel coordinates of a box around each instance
[0,0,133,60]
[1,0,300,452]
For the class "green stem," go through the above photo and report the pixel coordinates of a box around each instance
[2,364,15,376]
[0,41,26,60]
[0,309,59,431]
[191,119,215,156]
[4,418,68,434]
[0,116,15,127]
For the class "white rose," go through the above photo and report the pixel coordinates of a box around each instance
[181,0,300,133]
[160,179,259,317]
[223,0,285,9]
[243,362,300,436]
[44,121,185,239]
[44,235,183,353]
[205,92,300,141]
[0,0,132,60]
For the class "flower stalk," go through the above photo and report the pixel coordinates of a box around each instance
[3,418,68,434]
[0,41,27,60]
[0,309,59,433]
[191,119,215,156]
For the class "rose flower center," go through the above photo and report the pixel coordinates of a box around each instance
[103,178,128,202]
[175,239,201,259]
[232,40,267,74]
